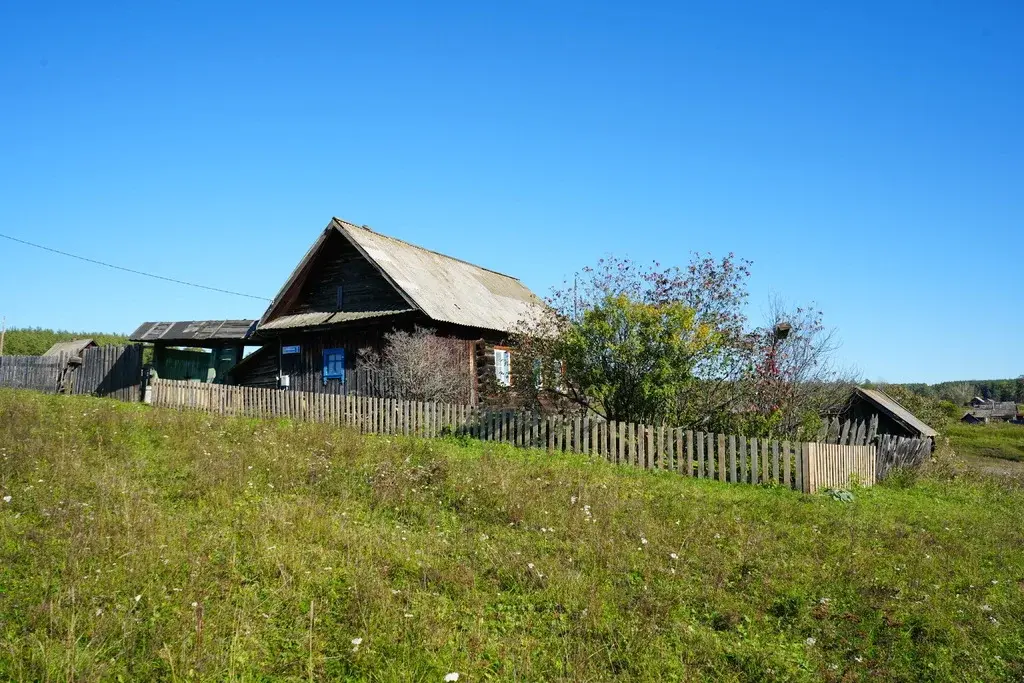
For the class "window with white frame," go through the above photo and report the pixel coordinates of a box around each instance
[493,347,511,387]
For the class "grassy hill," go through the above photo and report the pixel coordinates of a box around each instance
[1,391,1022,681]
[0,327,129,355]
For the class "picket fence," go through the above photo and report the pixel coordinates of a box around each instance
[151,379,880,493]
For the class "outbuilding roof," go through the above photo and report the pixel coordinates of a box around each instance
[42,339,96,357]
[129,320,258,345]
[260,218,547,334]
[854,387,939,438]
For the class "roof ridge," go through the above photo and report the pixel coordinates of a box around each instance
[332,217,523,282]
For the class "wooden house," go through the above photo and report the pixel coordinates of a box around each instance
[960,401,1019,424]
[230,218,547,401]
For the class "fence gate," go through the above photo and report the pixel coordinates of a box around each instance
[804,443,875,493]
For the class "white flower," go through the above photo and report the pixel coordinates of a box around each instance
[191,601,198,608]
[669,553,678,560]
[819,597,831,605]
[2,496,10,503]
[527,563,535,570]
[570,496,578,504]
[95,608,103,616]
[854,656,863,663]
[351,637,363,651]
[134,595,142,603]
[404,613,413,618]
[714,533,721,539]
[444,674,460,682]
[805,637,816,646]
[640,537,648,545]
[980,604,992,612]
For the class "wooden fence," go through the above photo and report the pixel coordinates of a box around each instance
[0,344,143,400]
[69,344,143,401]
[151,379,884,493]
[0,355,66,393]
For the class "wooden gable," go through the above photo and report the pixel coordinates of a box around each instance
[277,230,410,318]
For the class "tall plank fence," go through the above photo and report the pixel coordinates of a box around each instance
[0,355,67,393]
[150,379,890,493]
[70,345,144,401]
[0,345,143,400]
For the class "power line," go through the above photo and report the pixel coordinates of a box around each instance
[0,231,270,301]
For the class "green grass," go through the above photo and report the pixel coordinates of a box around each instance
[1,391,1023,681]
[944,421,1024,462]
[0,327,129,356]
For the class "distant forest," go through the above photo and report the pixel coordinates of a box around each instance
[904,378,1024,405]
[0,327,129,356]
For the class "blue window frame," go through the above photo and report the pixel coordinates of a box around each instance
[323,348,345,383]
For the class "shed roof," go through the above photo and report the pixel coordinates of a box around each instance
[854,387,938,438]
[260,218,547,334]
[42,339,96,357]
[129,320,257,344]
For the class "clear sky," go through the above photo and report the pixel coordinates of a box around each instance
[1,1,1021,383]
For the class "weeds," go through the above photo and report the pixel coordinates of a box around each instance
[0,390,1022,681]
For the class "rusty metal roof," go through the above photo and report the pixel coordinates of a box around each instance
[129,320,258,344]
[855,387,939,438]
[42,339,96,357]
[258,309,416,332]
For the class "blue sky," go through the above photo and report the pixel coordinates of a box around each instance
[1,1,1021,383]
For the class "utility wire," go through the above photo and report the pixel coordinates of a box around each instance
[0,231,270,301]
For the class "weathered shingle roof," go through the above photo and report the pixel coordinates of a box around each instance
[855,387,938,438]
[258,309,416,332]
[42,339,96,357]
[260,218,547,334]
[130,320,257,344]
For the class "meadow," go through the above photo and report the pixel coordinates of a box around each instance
[944,421,1024,463]
[0,390,1022,681]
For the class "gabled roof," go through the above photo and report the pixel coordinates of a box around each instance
[130,320,257,344]
[260,218,547,334]
[854,387,938,438]
[42,339,96,357]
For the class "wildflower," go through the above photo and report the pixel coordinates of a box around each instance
[192,602,199,608]
[95,608,103,616]
[805,637,816,646]
[981,604,992,612]
[351,637,363,651]
[404,613,413,618]
[640,537,648,545]
[527,563,535,570]
[2,496,10,503]
[854,656,863,663]
[570,495,578,504]
[444,674,460,682]
[819,597,831,605]
[714,533,721,539]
